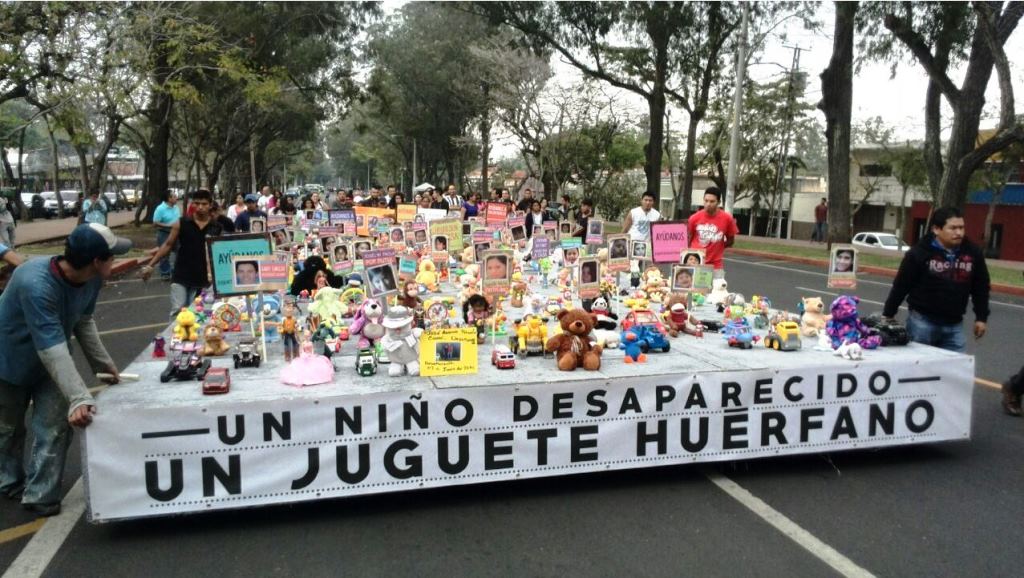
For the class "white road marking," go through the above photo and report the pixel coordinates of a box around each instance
[97,322,168,336]
[703,469,876,578]
[95,294,165,306]
[730,257,1024,309]
[2,479,86,578]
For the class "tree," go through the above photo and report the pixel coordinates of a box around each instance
[968,138,1024,255]
[819,1,858,244]
[888,145,927,250]
[863,2,1024,209]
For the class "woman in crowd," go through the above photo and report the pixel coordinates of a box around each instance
[226,193,246,221]
[461,192,481,220]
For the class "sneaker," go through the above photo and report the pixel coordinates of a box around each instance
[1002,382,1022,417]
[22,502,61,517]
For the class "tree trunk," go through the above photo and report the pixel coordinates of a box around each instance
[897,184,909,250]
[13,127,30,221]
[46,120,66,219]
[676,113,701,218]
[645,91,666,205]
[75,146,90,197]
[923,80,944,199]
[818,1,857,244]
[982,184,1002,255]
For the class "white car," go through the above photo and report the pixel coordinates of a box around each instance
[40,191,80,217]
[852,232,908,251]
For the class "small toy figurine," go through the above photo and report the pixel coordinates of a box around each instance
[312,321,337,358]
[202,367,230,395]
[662,293,698,337]
[200,324,231,356]
[380,306,422,377]
[160,342,211,383]
[280,302,300,362]
[510,272,528,308]
[512,314,548,357]
[233,336,262,368]
[350,298,386,349]
[586,296,619,331]
[397,279,424,327]
[834,340,864,360]
[640,267,668,303]
[280,330,335,386]
[621,331,646,364]
[260,297,282,343]
[463,294,492,344]
[152,335,166,358]
[722,318,756,349]
[491,345,516,369]
[764,321,802,351]
[537,257,552,288]
[707,278,730,306]
[545,309,602,371]
[173,308,200,342]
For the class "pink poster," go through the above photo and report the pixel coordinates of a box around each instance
[650,221,689,264]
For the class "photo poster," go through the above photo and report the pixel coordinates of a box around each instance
[319,235,339,258]
[416,207,448,222]
[267,215,288,230]
[481,249,513,297]
[828,244,858,289]
[207,234,273,298]
[578,257,601,299]
[692,266,714,294]
[543,221,560,243]
[388,226,406,249]
[270,227,292,251]
[507,215,527,243]
[330,242,354,276]
[650,220,689,264]
[670,265,696,292]
[430,218,464,251]
[585,219,604,245]
[484,202,509,227]
[607,234,630,273]
[352,239,374,263]
[680,249,706,267]
[354,206,395,236]
[396,203,417,224]
[532,236,550,260]
[631,240,650,260]
[230,254,290,294]
[431,236,450,264]
[398,256,418,280]
[250,217,267,234]
[419,327,479,377]
[365,262,399,299]
[410,222,429,247]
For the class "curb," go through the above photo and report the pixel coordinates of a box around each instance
[111,257,145,276]
[731,248,1024,298]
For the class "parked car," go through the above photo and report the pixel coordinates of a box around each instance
[852,232,908,252]
[41,190,80,217]
[102,191,126,211]
[121,189,141,208]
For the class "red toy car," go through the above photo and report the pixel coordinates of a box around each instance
[621,309,666,334]
[491,346,516,369]
[202,367,231,395]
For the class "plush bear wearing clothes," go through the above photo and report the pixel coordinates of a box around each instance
[826,295,881,350]
[381,306,422,377]
[545,309,603,371]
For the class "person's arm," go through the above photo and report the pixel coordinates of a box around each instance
[724,215,739,248]
[74,315,119,383]
[882,251,922,319]
[141,220,181,280]
[621,211,633,237]
[0,244,24,266]
[19,288,97,425]
[971,250,991,338]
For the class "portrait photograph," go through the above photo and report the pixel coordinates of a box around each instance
[681,250,705,266]
[609,237,628,260]
[579,259,599,286]
[234,260,261,288]
[671,265,696,291]
[250,218,266,234]
[631,240,649,259]
[366,263,398,297]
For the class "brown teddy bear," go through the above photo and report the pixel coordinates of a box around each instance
[200,323,231,356]
[662,292,698,337]
[545,309,603,371]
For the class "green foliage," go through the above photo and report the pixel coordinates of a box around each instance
[592,173,644,223]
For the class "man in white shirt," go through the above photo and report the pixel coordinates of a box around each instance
[622,191,661,242]
[444,184,462,211]
[257,185,272,212]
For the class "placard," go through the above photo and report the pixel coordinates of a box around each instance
[579,257,601,299]
[481,249,512,297]
[365,263,399,298]
[670,265,696,292]
[207,234,273,297]
[230,254,289,294]
[681,249,706,267]
[429,218,464,251]
[607,234,630,273]
[416,208,448,222]
[507,215,527,243]
[532,237,550,259]
[419,327,479,377]
[692,266,714,294]
[396,203,418,224]
[484,202,509,227]
[650,220,689,264]
[354,206,395,236]
[585,219,604,245]
[828,245,858,289]
[398,257,418,279]
[361,248,396,268]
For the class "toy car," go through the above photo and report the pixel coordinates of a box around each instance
[491,345,517,369]
[160,342,212,383]
[202,367,231,395]
[356,348,378,376]
[621,309,666,334]
[630,324,671,353]
[722,319,755,349]
[511,315,549,358]
[233,336,262,369]
[764,321,802,351]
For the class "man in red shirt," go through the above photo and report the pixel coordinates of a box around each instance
[813,198,828,242]
[687,187,738,278]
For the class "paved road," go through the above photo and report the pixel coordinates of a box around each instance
[1,256,1021,577]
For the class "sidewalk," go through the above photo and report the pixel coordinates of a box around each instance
[11,211,137,246]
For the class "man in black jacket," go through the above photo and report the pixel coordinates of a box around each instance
[882,206,989,354]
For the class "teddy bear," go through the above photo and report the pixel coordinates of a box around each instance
[350,298,386,349]
[416,259,439,292]
[826,295,881,350]
[200,323,231,356]
[510,271,529,308]
[380,306,422,377]
[662,293,698,337]
[800,296,830,337]
[640,267,668,303]
[707,278,730,306]
[173,308,199,342]
[545,309,603,371]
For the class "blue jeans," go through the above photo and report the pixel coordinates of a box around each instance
[0,378,72,505]
[170,283,204,319]
[156,228,175,277]
[812,222,826,242]
[907,310,966,353]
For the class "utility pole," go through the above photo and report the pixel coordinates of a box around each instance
[412,138,417,189]
[771,45,804,238]
[724,2,749,215]
[249,135,257,195]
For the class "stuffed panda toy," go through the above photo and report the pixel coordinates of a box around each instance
[587,296,619,331]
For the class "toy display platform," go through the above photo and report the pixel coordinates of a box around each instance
[83,292,974,522]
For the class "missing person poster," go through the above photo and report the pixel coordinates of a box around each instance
[650,221,689,264]
[207,234,273,297]
[828,244,858,289]
[419,327,479,377]
[485,202,509,227]
[230,254,289,294]
[481,249,512,297]
[532,237,551,260]
[681,249,705,267]
[429,218,464,251]
[585,219,604,245]
[579,257,601,299]
[607,234,630,273]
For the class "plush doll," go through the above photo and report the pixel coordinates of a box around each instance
[311,321,337,358]
[826,295,881,350]
[621,330,646,363]
[592,329,621,349]
[398,279,424,325]
[510,271,529,308]
[640,267,668,303]
[545,309,603,371]
[800,296,830,337]
[350,298,386,349]
[662,293,698,337]
[260,296,282,343]
[173,308,199,342]
[834,340,864,360]
[416,259,439,292]
[200,324,231,356]
[585,296,619,331]
[380,306,422,377]
[290,256,344,296]
[309,287,346,326]
[707,278,730,306]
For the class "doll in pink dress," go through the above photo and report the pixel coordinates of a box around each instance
[280,330,335,386]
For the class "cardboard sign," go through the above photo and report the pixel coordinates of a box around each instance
[230,254,289,294]
[419,327,479,377]
[484,202,509,227]
[532,237,550,259]
[354,206,395,236]
[396,203,418,224]
[267,215,288,230]
[585,219,604,245]
[207,234,273,297]
[365,263,399,298]
[480,249,512,297]
[828,245,858,289]
[361,248,397,268]
[692,266,714,294]
[398,257,418,279]
[429,218,464,251]
[607,234,630,273]
[579,257,601,299]
[650,221,689,264]
[507,215,527,243]
[416,208,448,222]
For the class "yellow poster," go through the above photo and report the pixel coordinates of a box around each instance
[419,327,478,377]
[354,206,396,236]
[429,217,465,251]
[396,203,417,224]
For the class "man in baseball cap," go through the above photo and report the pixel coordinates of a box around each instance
[234,193,267,232]
[0,223,129,516]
